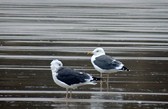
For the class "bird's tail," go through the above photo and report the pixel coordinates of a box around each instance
[87,76,101,85]
[121,66,130,71]
[92,76,101,81]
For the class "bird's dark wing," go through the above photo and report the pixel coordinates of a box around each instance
[94,55,123,70]
[56,67,90,86]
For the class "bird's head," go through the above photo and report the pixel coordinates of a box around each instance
[50,59,63,72]
[88,47,105,57]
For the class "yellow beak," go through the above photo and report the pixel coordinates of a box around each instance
[87,51,93,55]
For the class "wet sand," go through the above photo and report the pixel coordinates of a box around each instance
[0,0,168,109]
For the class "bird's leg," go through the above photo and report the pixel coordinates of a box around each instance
[100,73,103,91]
[69,89,72,99]
[66,88,69,99]
[106,74,109,91]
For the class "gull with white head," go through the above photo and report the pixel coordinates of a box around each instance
[50,59,100,98]
[88,47,129,90]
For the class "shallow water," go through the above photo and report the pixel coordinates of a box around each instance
[0,0,168,109]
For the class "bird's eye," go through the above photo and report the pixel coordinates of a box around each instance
[58,64,61,66]
[96,50,99,52]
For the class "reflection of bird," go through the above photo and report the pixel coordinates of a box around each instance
[88,47,129,90]
[50,59,100,98]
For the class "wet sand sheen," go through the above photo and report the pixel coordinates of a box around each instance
[1,98,168,104]
[0,0,168,109]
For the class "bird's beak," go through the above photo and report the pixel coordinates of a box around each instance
[87,51,93,55]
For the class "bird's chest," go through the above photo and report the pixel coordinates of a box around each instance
[91,56,104,73]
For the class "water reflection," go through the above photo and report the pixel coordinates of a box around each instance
[90,93,123,109]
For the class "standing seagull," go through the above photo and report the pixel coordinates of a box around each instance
[87,47,129,90]
[50,59,100,98]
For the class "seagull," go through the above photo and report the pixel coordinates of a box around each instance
[87,47,129,90]
[50,59,100,98]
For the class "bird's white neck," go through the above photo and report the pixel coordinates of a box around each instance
[94,53,105,58]
[51,70,59,85]
[50,65,60,77]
